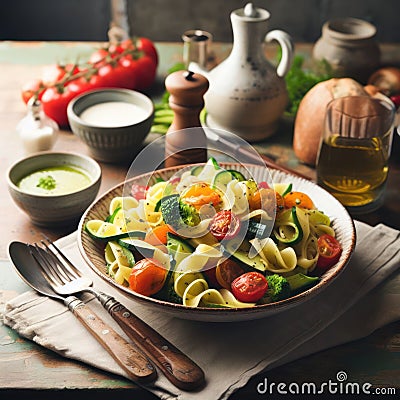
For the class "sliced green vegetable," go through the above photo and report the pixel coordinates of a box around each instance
[161,194,200,229]
[154,198,162,212]
[273,183,292,197]
[85,220,146,242]
[273,207,303,245]
[227,169,246,181]
[211,170,233,190]
[307,209,331,226]
[190,165,204,176]
[105,206,121,223]
[286,273,319,292]
[224,240,266,272]
[166,232,194,255]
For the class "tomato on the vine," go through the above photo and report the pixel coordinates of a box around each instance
[316,234,342,269]
[41,85,78,128]
[20,37,158,126]
[129,258,167,296]
[231,272,268,303]
[209,210,241,241]
[21,79,44,104]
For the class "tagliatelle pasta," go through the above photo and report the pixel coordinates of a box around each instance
[85,158,343,308]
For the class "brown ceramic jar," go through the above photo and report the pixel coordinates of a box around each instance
[313,17,381,84]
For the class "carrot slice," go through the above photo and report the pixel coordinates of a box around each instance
[145,224,175,246]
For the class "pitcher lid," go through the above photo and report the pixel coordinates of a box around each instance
[232,3,270,21]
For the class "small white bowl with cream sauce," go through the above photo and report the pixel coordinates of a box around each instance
[67,89,154,163]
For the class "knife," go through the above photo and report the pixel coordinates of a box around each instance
[205,128,312,181]
[8,241,157,384]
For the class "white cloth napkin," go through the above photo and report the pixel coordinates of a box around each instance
[3,221,400,399]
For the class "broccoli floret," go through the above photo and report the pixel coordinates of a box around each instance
[179,201,200,227]
[160,194,200,230]
[166,285,183,304]
[259,274,290,304]
[154,281,182,304]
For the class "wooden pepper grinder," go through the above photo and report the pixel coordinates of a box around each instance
[164,70,209,168]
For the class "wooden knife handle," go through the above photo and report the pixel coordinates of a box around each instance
[65,296,156,384]
[100,295,205,391]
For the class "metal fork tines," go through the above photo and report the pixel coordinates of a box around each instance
[30,239,94,297]
[30,237,205,391]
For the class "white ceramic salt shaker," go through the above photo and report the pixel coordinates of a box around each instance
[17,97,58,154]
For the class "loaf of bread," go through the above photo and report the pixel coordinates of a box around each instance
[293,78,369,166]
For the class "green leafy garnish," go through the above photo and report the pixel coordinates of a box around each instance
[37,175,56,190]
[151,62,185,135]
[284,55,333,116]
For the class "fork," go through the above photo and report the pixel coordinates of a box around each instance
[32,238,205,391]
[27,243,156,384]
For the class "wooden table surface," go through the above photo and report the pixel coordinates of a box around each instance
[0,41,399,398]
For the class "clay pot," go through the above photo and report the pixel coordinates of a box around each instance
[313,17,381,84]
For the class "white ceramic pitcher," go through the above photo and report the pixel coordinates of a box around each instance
[191,3,294,141]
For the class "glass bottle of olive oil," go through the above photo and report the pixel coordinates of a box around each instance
[317,133,390,209]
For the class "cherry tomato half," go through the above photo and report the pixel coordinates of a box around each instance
[316,234,342,269]
[215,258,244,289]
[231,272,268,303]
[202,266,220,288]
[209,210,241,241]
[131,184,148,200]
[128,258,167,296]
[284,191,314,210]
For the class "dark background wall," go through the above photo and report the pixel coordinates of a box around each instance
[1,0,399,42]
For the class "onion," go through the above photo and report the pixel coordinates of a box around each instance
[368,67,400,96]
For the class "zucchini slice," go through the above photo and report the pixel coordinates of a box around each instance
[273,207,303,245]
[286,273,319,292]
[85,220,145,242]
[273,183,292,197]
[211,170,233,190]
[227,169,246,181]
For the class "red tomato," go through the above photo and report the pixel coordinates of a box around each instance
[258,181,270,189]
[131,184,148,200]
[202,266,220,288]
[316,234,342,269]
[41,63,79,86]
[41,85,78,127]
[127,55,157,90]
[209,210,241,241]
[391,94,400,109]
[128,258,167,296]
[22,38,158,126]
[135,37,158,65]
[215,258,244,289]
[231,272,268,303]
[89,48,110,64]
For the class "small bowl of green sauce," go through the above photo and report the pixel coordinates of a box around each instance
[7,152,101,227]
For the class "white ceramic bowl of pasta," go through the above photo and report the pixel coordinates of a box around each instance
[78,163,356,322]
